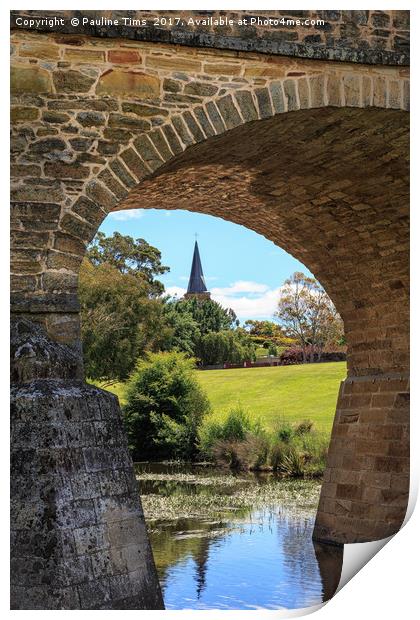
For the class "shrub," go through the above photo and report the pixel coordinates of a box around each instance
[199,405,261,455]
[294,419,313,435]
[199,405,267,468]
[279,347,305,365]
[274,419,294,443]
[123,351,210,461]
[275,446,306,477]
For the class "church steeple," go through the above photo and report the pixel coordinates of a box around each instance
[184,240,211,299]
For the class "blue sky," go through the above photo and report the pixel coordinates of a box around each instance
[99,208,312,321]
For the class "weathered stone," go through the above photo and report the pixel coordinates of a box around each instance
[85,180,118,213]
[327,75,342,106]
[172,115,194,146]
[42,111,71,124]
[53,232,86,256]
[234,90,258,122]
[146,55,201,72]
[96,70,159,98]
[109,159,138,189]
[193,108,215,138]
[255,87,273,118]
[64,48,105,63]
[147,129,173,161]
[45,162,90,180]
[98,169,127,200]
[343,75,361,107]
[184,82,218,97]
[268,81,285,114]
[11,106,40,122]
[283,79,299,111]
[119,148,149,181]
[53,70,96,93]
[11,64,52,94]
[182,111,205,142]
[216,95,242,129]
[108,113,150,131]
[71,196,106,226]
[11,322,163,609]
[60,212,96,241]
[69,138,94,151]
[108,49,141,64]
[97,140,119,155]
[163,78,181,93]
[309,75,325,108]
[121,102,168,117]
[133,135,163,171]
[203,62,241,76]
[11,164,42,178]
[388,80,402,110]
[19,41,60,60]
[76,111,106,127]
[162,124,184,155]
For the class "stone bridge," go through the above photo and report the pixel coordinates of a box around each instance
[10,10,409,610]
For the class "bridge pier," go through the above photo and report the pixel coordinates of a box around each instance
[313,374,409,544]
[10,319,164,610]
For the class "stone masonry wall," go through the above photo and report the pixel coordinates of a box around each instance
[11,10,409,65]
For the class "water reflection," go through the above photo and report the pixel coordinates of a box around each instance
[136,463,343,610]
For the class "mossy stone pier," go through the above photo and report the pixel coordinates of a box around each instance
[11,10,409,609]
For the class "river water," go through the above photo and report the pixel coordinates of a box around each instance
[136,463,343,611]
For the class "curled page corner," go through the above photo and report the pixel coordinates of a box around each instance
[336,535,393,593]
[334,470,417,597]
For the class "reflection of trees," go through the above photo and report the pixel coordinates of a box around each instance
[278,514,343,604]
[193,536,211,599]
[277,514,322,606]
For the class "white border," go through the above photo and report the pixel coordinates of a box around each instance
[2,2,418,618]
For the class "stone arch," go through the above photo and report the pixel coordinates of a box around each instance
[49,102,408,547]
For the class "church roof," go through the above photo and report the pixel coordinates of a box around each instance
[187,241,209,294]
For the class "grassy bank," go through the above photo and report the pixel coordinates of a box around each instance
[196,362,346,433]
[100,361,345,433]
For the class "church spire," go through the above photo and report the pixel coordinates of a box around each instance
[184,240,211,299]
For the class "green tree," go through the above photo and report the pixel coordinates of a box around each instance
[195,330,256,366]
[161,301,201,357]
[172,297,238,335]
[123,352,211,460]
[275,272,344,363]
[79,260,169,382]
[86,231,169,295]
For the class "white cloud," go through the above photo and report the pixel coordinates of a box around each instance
[108,209,145,221]
[212,280,270,295]
[166,286,186,298]
[212,286,280,319]
[164,280,281,319]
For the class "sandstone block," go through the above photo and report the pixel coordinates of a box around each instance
[11,107,40,122]
[11,63,52,94]
[108,50,141,64]
[97,70,160,98]
[53,70,96,94]
[19,42,60,60]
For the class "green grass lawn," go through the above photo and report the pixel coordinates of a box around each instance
[196,362,346,433]
[100,361,346,434]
